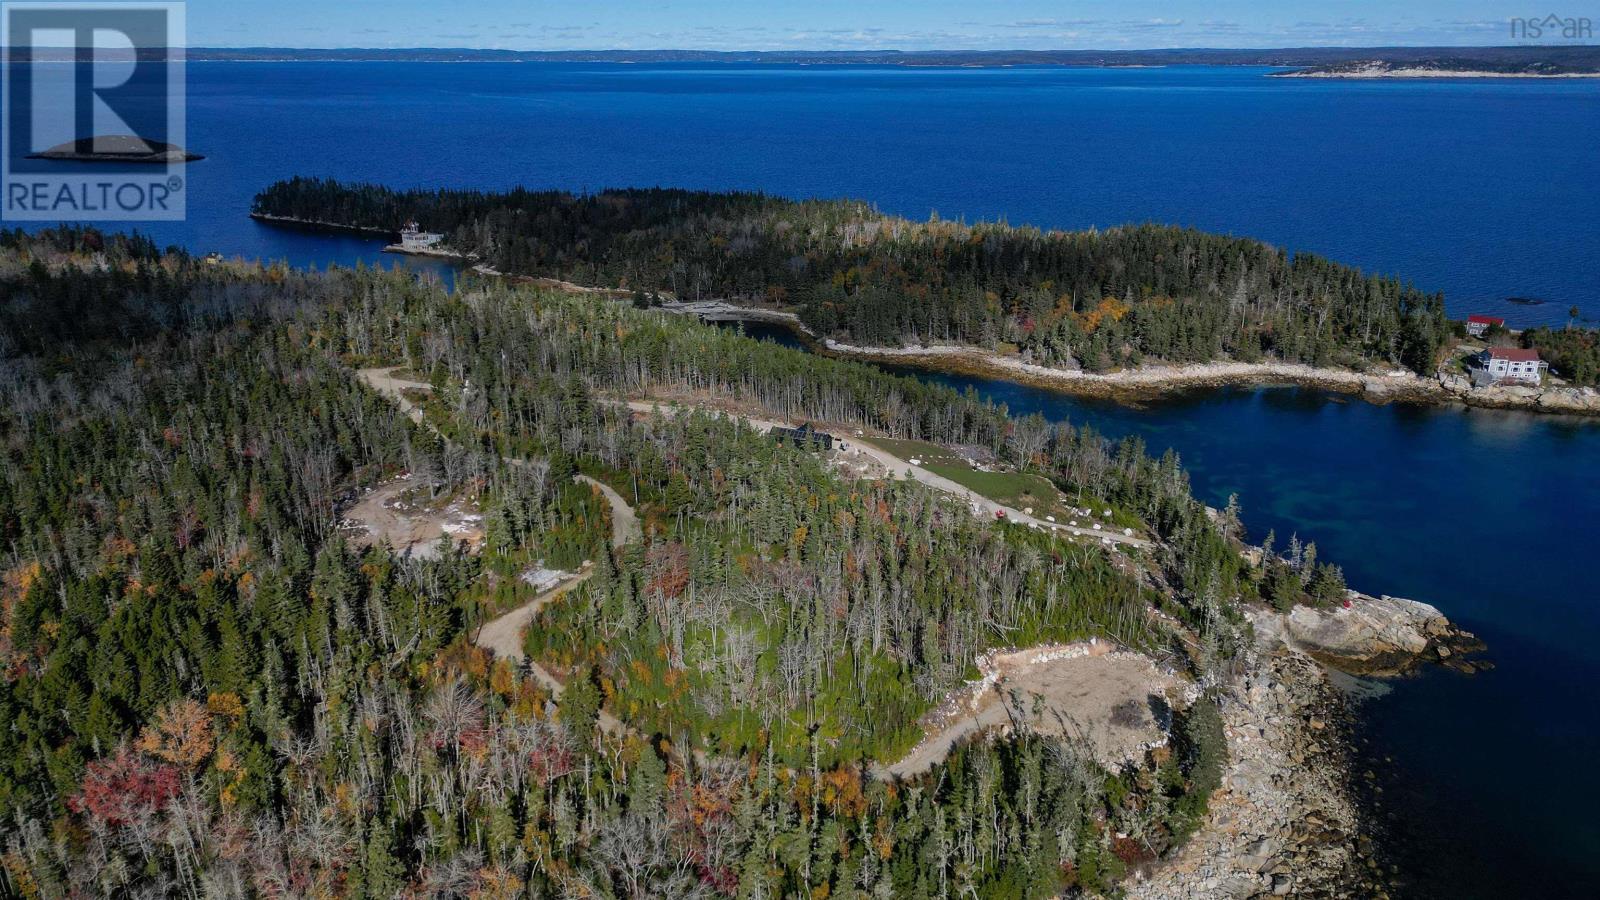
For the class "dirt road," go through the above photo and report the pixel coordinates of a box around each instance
[618,398,1149,549]
[575,475,638,549]
[357,367,638,737]
[358,367,430,424]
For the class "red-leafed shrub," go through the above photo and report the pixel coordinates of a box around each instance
[528,741,576,786]
[645,542,690,600]
[70,746,181,826]
[699,863,738,896]
[1111,834,1155,867]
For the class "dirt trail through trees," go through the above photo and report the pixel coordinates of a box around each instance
[356,367,639,738]
[357,372,1166,772]
[617,397,1150,549]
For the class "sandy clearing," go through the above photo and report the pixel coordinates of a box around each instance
[358,367,430,425]
[343,477,484,560]
[882,641,1188,778]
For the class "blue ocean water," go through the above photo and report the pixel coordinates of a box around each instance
[42,61,1600,326]
[899,371,1600,899]
[736,320,1600,898]
[12,62,1600,896]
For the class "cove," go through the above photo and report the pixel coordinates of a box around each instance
[727,320,1600,899]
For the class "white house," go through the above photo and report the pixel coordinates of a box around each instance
[1474,347,1547,385]
[1465,314,1505,338]
[398,220,444,252]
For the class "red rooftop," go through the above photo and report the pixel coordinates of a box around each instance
[1486,347,1540,362]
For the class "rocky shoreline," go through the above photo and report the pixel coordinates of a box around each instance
[380,243,473,260]
[1273,593,1489,677]
[1130,594,1484,899]
[813,341,1600,418]
[248,211,398,238]
[637,302,1600,418]
[1130,644,1380,899]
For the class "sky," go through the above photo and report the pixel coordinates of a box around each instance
[184,1,1594,50]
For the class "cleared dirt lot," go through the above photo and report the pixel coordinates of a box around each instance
[342,477,485,560]
[883,641,1189,778]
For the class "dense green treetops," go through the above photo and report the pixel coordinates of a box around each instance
[0,226,1350,897]
[255,176,1456,375]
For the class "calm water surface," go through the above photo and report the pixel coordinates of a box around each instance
[38,60,1600,326]
[17,62,1600,897]
[736,319,1600,898]
[928,377,1600,899]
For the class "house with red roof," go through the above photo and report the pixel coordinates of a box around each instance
[1473,346,1548,386]
[1466,314,1506,338]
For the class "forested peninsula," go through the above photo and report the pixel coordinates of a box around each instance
[252,178,1457,376]
[0,226,1464,896]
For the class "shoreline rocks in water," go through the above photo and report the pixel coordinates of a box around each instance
[1132,597,1481,898]
[1129,648,1383,899]
[1275,593,1488,677]
[28,135,202,162]
[380,243,473,260]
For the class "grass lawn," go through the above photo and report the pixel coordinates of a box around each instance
[871,438,1072,521]
[869,437,1146,533]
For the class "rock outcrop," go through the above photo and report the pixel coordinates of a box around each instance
[1430,373,1600,415]
[1279,594,1486,676]
[1131,594,1486,898]
[1127,650,1382,899]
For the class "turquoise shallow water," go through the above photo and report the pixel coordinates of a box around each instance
[13,62,1600,897]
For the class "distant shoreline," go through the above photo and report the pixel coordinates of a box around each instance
[51,45,1597,73]
[189,60,1600,79]
[649,301,1600,418]
[246,219,1600,419]
[1276,68,1600,79]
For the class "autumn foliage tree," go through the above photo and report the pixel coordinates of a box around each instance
[69,746,182,827]
[136,698,215,769]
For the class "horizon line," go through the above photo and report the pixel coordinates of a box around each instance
[11,43,1600,52]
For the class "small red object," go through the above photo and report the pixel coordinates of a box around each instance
[1342,599,1352,609]
[995,510,1006,519]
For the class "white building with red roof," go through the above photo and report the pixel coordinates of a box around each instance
[1465,314,1505,338]
[1474,346,1548,385]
